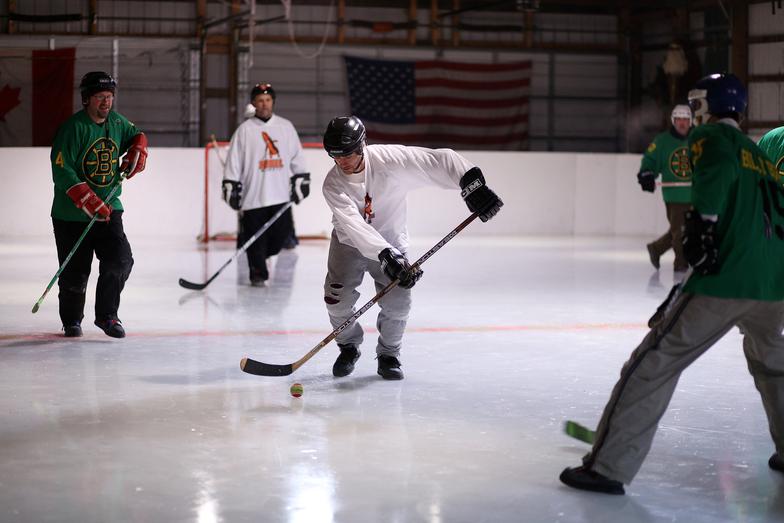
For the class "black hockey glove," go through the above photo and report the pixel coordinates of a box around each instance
[460,167,503,222]
[222,180,243,210]
[379,247,423,289]
[637,170,656,193]
[682,210,719,275]
[290,173,311,204]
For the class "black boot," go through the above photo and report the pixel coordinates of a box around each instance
[63,322,82,338]
[377,355,404,380]
[646,243,660,270]
[770,453,784,473]
[94,318,126,339]
[333,344,360,377]
[559,466,625,495]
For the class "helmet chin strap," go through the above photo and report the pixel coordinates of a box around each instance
[353,154,365,173]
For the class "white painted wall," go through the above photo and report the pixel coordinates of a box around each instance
[0,147,669,240]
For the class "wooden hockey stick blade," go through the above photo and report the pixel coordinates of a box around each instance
[240,357,293,377]
[564,420,595,444]
[178,277,209,291]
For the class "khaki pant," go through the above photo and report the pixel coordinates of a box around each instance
[585,294,784,484]
[323,232,412,357]
[648,202,690,271]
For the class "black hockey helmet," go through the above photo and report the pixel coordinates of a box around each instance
[80,71,116,103]
[250,82,276,102]
[323,116,366,157]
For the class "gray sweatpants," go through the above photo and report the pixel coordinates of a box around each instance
[585,293,784,484]
[323,232,412,357]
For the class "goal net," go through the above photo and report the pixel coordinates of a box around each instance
[199,140,238,242]
[199,140,330,243]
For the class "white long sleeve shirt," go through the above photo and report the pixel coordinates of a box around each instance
[322,144,474,260]
[223,114,308,210]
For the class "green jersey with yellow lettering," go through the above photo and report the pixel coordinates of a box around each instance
[639,129,692,203]
[683,121,784,300]
[50,109,140,222]
[757,125,784,177]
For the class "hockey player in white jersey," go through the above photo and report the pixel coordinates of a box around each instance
[222,83,310,286]
[321,116,503,380]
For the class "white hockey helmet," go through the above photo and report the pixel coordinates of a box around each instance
[670,104,692,126]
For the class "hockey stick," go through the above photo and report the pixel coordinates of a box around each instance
[32,173,129,314]
[240,213,480,377]
[646,267,693,328]
[210,134,227,168]
[564,420,595,444]
[179,201,293,290]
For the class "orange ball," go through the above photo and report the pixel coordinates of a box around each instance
[290,383,303,398]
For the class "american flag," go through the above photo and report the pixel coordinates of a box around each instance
[344,55,531,150]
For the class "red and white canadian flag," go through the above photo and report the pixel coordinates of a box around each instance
[0,47,75,146]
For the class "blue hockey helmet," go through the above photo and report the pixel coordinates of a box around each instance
[688,73,747,125]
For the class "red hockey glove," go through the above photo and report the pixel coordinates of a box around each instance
[120,133,148,178]
[66,182,112,221]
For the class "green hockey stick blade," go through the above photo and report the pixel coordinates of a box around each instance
[564,420,596,445]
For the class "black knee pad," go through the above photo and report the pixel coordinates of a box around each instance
[106,256,134,280]
[59,275,88,294]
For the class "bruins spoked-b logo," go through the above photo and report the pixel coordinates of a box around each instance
[669,146,692,180]
[82,138,119,187]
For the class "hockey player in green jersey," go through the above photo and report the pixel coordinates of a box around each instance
[50,72,148,338]
[560,73,784,495]
[637,104,692,273]
[757,125,784,176]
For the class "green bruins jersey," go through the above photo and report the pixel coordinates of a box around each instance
[50,109,140,221]
[758,125,784,177]
[683,121,784,300]
[639,129,692,203]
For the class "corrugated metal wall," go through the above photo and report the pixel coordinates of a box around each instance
[748,2,784,136]
[0,1,781,149]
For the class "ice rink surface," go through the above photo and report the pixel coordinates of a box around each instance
[1,234,782,523]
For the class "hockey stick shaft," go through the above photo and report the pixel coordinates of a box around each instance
[210,134,227,168]
[179,201,293,290]
[646,267,694,328]
[32,174,128,314]
[240,212,480,377]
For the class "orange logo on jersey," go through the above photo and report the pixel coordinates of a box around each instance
[258,131,283,170]
[364,193,375,224]
[777,157,784,178]
[669,146,691,179]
